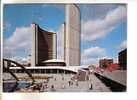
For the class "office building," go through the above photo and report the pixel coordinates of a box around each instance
[118,49,127,70]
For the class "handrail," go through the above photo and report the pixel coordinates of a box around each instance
[3,58,35,84]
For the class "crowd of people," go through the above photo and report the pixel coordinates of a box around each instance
[18,73,93,92]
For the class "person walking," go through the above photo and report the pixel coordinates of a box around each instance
[89,83,93,90]
[51,85,56,91]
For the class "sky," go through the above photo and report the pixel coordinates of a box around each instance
[3,4,127,66]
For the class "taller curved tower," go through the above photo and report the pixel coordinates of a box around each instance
[65,4,81,66]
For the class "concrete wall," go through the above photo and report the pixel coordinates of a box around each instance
[65,4,81,66]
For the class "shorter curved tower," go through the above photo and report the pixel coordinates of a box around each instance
[31,23,57,66]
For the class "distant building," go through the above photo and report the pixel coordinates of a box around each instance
[99,59,113,69]
[118,49,127,70]
[106,63,119,72]
[72,69,89,81]
[31,23,57,66]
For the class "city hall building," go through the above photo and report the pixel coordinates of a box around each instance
[31,4,81,67]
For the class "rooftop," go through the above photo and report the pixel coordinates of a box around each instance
[42,59,65,63]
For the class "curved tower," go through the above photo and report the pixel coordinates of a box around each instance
[65,4,81,66]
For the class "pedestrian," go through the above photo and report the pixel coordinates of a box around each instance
[89,83,93,90]
[46,84,48,88]
[51,85,56,91]
[71,81,73,85]
[68,81,71,86]
[40,83,45,92]
[61,84,65,89]
[76,81,79,86]
[62,77,64,81]
[54,78,56,81]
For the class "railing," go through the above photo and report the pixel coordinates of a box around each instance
[3,58,35,92]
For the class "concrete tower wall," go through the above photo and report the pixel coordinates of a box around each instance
[65,4,81,66]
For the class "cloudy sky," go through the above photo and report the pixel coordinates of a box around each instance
[3,4,127,65]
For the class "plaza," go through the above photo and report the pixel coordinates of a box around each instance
[3,73,111,92]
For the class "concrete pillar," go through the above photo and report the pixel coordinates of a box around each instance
[52,33,57,59]
[62,23,66,61]
[31,23,38,67]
